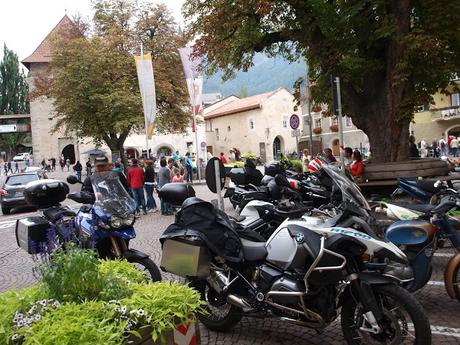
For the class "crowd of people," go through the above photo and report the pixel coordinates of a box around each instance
[417,135,460,158]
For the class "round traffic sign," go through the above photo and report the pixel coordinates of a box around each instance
[289,114,300,130]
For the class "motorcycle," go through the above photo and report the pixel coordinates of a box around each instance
[384,193,460,300]
[159,183,431,344]
[16,173,162,282]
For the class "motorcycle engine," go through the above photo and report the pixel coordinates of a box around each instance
[269,276,304,304]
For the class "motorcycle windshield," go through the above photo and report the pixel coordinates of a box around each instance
[322,162,370,210]
[91,171,136,217]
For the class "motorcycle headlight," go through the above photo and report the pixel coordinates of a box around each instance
[110,216,123,229]
[123,214,135,226]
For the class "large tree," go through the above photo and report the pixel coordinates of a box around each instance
[0,44,30,158]
[33,0,190,162]
[184,0,460,162]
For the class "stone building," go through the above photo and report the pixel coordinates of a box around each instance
[22,15,81,164]
[204,88,300,162]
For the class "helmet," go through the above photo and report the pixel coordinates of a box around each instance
[308,159,323,173]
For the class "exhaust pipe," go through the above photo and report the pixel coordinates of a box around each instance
[207,271,253,311]
[227,294,253,312]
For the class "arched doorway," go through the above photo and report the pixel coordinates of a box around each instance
[447,126,460,138]
[331,139,340,156]
[273,136,284,160]
[157,146,172,157]
[125,148,139,159]
[61,144,75,164]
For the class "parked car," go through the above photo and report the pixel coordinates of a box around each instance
[13,152,30,161]
[0,172,44,214]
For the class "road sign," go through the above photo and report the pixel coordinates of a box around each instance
[0,125,17,133]
[289,114,300,130]
[291,130,301,137]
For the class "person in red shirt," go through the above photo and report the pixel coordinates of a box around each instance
[127,158,147,215]
[350,150,365,178]
[219,152,227,164]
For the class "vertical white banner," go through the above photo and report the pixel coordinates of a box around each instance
[134,53,156,139]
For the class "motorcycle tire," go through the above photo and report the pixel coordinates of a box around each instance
[188,279,242,331]
[127,257,162,282]
[452,260,460,301]
[341,284,431,345]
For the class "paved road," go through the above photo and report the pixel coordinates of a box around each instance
[0,170,459,344]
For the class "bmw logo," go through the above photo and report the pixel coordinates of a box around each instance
[295,233,305,243]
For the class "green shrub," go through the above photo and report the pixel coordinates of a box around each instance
[289,159,303,172]
[241,152,256,159]
[225,161,244,168]
[98,259,149,285]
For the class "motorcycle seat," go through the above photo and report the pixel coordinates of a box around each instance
[416,179,443,194]
[241,238,267,261]
[43,206,76,222]
[391,202,434,213]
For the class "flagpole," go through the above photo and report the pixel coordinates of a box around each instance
[191,78,201,182]
[141,43,149,159]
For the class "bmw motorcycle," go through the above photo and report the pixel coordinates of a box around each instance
[160,186,431,344]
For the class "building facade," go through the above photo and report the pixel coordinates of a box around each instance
[204,88,300,162]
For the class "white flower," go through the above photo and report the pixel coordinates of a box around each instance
[17,320,24,327]
[15,312,23,319]
[52,301,60,309]
[38,300,47,306]
[121,306,127,314]
[114,318,119,322]
[42,307,48,312]
[114,307,120,313]
[137,309,145,316]
[11,334,19,341]
[125,280,131,285]
[34,315,42,321]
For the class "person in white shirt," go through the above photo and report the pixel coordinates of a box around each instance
[451,137,459,157]
[302,149,311,173]
[420,139,427,158]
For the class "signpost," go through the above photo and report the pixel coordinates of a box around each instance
[0,125,17,133]
[290,114,300,153]
[331,76,345,168]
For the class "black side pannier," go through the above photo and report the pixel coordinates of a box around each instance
[158,183,196,207]
[16,216,51,254]
[264,162,284,177]
[24,179,69,208]
[228,166,263,186]
[160,197,243,263]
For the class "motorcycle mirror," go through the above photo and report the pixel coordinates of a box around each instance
[66,175,81,185]
[434,180,442,188]
[274,174,290,188]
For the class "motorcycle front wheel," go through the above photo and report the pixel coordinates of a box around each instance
[127,257,162,282]
[188,279,242,331]
[341,284,431,345]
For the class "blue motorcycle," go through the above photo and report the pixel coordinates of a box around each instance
[391,178,454,203]
[384,194,460,301]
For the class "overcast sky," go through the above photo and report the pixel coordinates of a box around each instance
[0,0,184,63]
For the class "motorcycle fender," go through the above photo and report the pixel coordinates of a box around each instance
[122,248,149,261]
[444,252,460,299]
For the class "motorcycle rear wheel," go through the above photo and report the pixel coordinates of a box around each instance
[188,279,242,331]
[127,257,162,282]
[341,284,431,345]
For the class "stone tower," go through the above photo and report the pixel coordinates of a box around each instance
[22,15,81,164]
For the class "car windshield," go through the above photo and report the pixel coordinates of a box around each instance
[321,162,370,210]
[91,171,136,217]
[5,174,38,186]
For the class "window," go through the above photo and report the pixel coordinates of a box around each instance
[452,93,460,107]
[345,116,353,127]
[330,117,338,126]
[215,128,219,141]
[249,118,255,130]
[282,116,288,128]
[314,118,322,128]
[205,120,212,132]
[227,125,231,132]
[415,104,429,112]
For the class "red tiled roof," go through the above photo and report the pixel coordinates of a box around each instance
[204,89,280,119]
[22,15,80,69]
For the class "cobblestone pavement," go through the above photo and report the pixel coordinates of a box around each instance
[0,170,459,344]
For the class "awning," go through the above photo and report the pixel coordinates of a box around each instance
[82,148,106,155]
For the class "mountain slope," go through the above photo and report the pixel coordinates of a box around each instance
[203,54,306,97]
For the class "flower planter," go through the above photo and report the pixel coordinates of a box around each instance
[127,323,200,345]
[330,124,339,132]
[313,127,322,134]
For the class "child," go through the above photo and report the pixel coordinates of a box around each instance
[171,167,184,183]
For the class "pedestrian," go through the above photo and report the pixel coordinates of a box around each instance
[127,158,147,215]
[144,160,158,213]
[452,137,459,157]
[448,135,453,156]
[158,158,173,215]
[229,149,236,162]
[14,161,19,173]
[302,149,311,173]
[86,159,92,176]
[343,147,353,166]
[184,152,193,184]
[420,140,427,158]
[73,161,83,181]
[114,162,122,173]
[219,152,227,164]
[116,158,125,172]
[409,135,420,158]
[349,150,365,178]
[66,158,71,171]
[3,162,8,176]
[172,150,180,163]
[51,157,56,171]
[439,137,447,156]
[7,161,13,175]
[431,139,439,157]
[171,167,184,183]
[323,148,337,163]
[25,158,30,167]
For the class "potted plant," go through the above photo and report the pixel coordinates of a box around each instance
[313,127,322,134]
[330,124,339,132]
[0,246,203,345]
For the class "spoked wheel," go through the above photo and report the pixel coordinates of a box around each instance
[127,257,162,282]
[188,279,242,331]
[341,284,431,345]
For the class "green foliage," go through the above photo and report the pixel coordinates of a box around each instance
[288,159,302,173]
[98,259,149,285]
[184,0,460,162]
[241,152,257,159]
[226,161,244,168]
[39,246,132,303]
[21,301,125,345]
[123,281,204,342]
